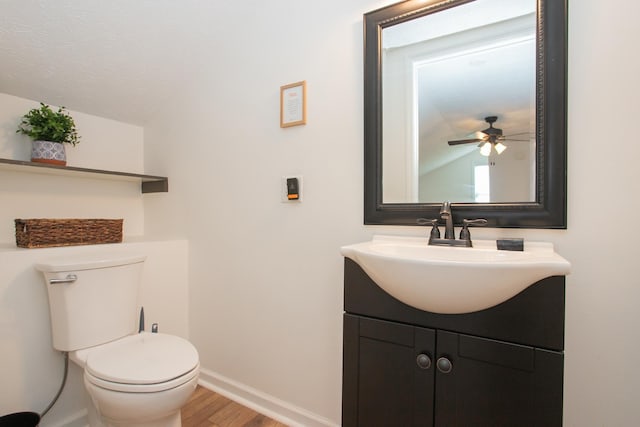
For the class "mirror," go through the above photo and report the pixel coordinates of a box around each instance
[364,0,567,228]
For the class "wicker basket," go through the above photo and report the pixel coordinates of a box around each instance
[15,218,123,248]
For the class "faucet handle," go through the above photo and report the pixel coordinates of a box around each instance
[460,218,488,241]
[417,218,441,240]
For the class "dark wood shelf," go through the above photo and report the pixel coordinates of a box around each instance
[0,158,168,193]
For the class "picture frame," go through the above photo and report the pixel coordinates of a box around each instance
[280,81,307,128]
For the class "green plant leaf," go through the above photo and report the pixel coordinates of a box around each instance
[16,102,80,146]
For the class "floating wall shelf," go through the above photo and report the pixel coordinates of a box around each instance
[0,158,168,193]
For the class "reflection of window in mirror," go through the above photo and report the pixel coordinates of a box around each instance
[474,164,490,203]
[381,0,536,204]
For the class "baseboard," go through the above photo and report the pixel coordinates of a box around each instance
[197,368,338,427]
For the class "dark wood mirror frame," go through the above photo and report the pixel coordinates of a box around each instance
[364,0,567,228]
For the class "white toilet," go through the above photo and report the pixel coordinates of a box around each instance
[37,253,199,427]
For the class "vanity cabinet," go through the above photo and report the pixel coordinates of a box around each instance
[342,258,565,427]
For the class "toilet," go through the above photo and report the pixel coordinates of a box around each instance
[36,253,199,427]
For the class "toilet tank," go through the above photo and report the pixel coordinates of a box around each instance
[36,253,146,351]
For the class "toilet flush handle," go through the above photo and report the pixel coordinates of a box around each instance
[49,274,78,285]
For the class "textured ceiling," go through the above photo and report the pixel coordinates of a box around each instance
[0,0,232,125]
[1,0,536,134]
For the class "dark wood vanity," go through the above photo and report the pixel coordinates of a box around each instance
[342,258,565,426]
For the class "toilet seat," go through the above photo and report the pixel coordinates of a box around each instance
[85,365,199,393]
[83,332,199,393]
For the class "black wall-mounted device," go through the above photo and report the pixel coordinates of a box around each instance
[286,177,299,200]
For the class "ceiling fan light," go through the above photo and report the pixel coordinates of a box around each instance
[495,142,507,154]
[480,142,492,156]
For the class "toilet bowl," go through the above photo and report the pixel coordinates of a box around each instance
[72,333,199,427]
[37,253,200,427]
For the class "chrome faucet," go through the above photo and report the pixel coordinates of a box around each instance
[440,201,455,239]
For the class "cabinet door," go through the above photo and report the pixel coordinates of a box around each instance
[435,330,563,427]
[343,314,436,427]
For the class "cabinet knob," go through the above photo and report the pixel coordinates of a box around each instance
[436,357,453,374]
[416,353,432,369]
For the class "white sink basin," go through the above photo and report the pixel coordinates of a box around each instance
[341,235,571,314]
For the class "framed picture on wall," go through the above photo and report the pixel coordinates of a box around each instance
[280,81,307,128]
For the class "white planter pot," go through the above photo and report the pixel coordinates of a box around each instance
[31,140,67,166]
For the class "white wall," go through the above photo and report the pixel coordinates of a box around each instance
[420,150,481,202]
[489,140,534,202]
[382,46,415,203]
[143,0,640,426]
[143,1,387,424]
[562,1,640,424]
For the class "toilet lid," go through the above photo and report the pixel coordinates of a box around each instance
[85,332,199,385]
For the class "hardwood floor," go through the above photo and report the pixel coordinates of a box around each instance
[181,386,289,427]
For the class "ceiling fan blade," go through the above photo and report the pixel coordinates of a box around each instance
[504,131,534,137]
[469,130,488,139]
[448,138,484,146]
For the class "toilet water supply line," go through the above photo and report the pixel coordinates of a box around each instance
[139,306,145,332]
[40,307,151,419]
[139,306,158,333]
[40,351,69,418]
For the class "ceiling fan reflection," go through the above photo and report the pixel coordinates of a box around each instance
[447,116,532,156]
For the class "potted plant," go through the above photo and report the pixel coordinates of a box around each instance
[16,102,80,166]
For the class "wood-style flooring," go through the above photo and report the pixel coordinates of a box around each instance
[181,386,289,427]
